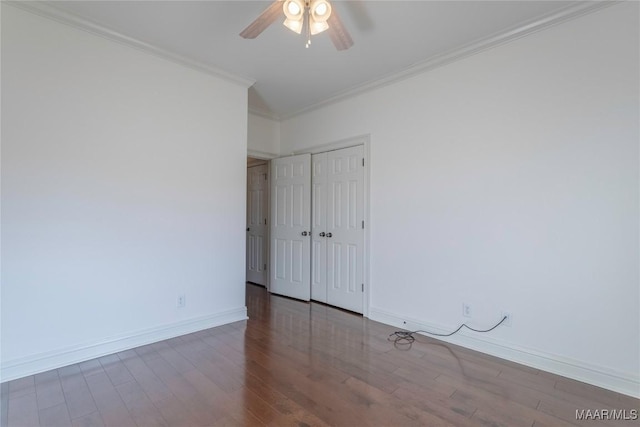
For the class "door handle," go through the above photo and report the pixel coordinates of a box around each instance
[302,231,308,236]
[319,232,326,237]
[326,232,332,238]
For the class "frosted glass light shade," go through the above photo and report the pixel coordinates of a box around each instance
[283,0,304,20]
[283,18,304,34]
[310,21,329,35]
[287,2,301,15]
[310,0,332,23]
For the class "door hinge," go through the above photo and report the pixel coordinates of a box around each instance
[362,158,365,167]
[264,218,267,225]
[362,220,364,229]
[264,264,267,270]
[361,283,364,292]
[264,173,267,181]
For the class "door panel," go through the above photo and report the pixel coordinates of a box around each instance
[310,146,364,313]
[270,154,311,301]
[311,153,328,302]
[326,146,364,313]
[246,164,268,285]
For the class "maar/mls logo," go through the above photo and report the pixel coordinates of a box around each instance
[575,409,638,421]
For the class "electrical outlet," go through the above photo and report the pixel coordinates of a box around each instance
[463,303,472,318]
[501,311,512,327]
[177,294,186,308]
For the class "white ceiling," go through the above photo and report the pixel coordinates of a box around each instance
[46,0,586,119]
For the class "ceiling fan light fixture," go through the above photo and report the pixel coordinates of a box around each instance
[240,0,352,50]
[283,0,304,20]
[283,0,305,34]
[287,2,301,15]
[309,20,329,35]
[283,18,304,34]
[310,0,332,22]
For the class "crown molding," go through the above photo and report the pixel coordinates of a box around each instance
[5,0,256,89]
[7,0,619,119]
[247,149,279,160]
[280,0,619,121]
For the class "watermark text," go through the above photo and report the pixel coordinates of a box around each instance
[576,409,637,421]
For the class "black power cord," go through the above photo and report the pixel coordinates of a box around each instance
[389,316,507,345]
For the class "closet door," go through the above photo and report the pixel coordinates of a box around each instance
[246,164,268,285]
[270,154,312,301]
[311,146,365,313]
[311,153,328,303]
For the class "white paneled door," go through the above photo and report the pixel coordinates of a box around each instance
[246,164,268,286]
[311,154,328,303]
[312,146,365,313]
[270,154,312,301]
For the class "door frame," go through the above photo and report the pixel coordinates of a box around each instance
[246,162,269,287]
[291,134,371,318]
[247,151,277,291]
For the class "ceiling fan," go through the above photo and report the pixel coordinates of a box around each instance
[240,0,353,50]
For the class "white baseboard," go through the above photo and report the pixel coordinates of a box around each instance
[1,307,248,383]
[369,307,639,398]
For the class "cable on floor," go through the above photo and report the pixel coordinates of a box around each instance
[388,316,507,345]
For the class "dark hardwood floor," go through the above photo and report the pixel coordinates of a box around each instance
[2,283,638,426]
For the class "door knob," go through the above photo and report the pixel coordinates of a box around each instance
[302,231,308,236]
[246,227,250,232]
[326,232,332,238]
[319,232,326,237]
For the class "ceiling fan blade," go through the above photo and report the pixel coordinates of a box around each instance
[327,8,353,51]
[240,0,284,39]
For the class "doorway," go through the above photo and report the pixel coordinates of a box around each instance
[246,157,269,288]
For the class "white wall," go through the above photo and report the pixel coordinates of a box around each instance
[248,112,280,158]
[1,5,249,380]
[280,3,639,396]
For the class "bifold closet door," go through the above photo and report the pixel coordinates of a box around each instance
[246,164,268,286]
[311,154,328,302]
[312,145,364,313]
[270,154,312,301]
